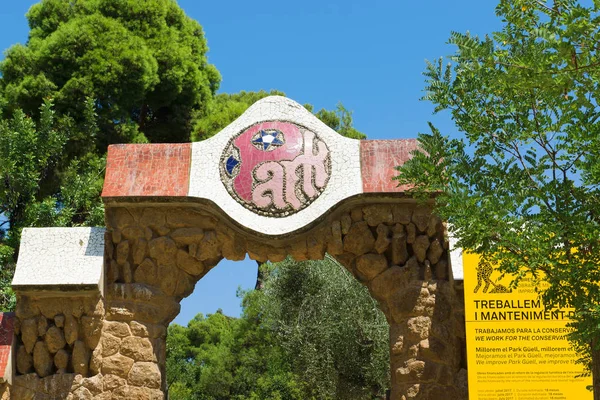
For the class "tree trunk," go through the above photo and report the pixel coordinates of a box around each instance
[139,103,148,131]
[255,261,266,290]
[593,339,600,400]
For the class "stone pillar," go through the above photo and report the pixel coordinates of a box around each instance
[11,294,105,398]
[100,206,229,399]
[332,204,467,400]
[387,281,465,399]
[95,316,166,398]
[10,227,107,398]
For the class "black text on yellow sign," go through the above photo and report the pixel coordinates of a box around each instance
[463,252,591,400]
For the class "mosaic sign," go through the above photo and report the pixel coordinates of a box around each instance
[220,121,331,217]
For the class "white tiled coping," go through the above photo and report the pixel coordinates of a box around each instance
[12,227,105,295]
[448,229,464,281]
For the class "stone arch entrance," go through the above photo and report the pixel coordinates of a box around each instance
[4,97,467,399]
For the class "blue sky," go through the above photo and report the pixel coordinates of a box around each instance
[0,0,502,325]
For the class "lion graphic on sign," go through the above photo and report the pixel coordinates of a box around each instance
[474,260,512,294]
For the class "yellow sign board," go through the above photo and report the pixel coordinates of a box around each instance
[463,252,591,400]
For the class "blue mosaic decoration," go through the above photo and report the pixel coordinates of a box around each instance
[252,129,284,151]
[225,155,240,176]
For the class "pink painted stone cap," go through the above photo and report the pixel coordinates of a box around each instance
[102,140,417,198]
[0,313,14,385]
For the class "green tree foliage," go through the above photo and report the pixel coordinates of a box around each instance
[166,257,389,399]
[0,0,220,310]
[0,249,16,312]
[261,257,389,399]
[192,90,285,141]
[0,0,221,148]
[395,0,600,394]
[166,308,303,400]
[0,99,104,311]
[0,100,66,235]
[313,103,366,140]
[192,90,366,141]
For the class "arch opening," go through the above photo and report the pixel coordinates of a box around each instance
[100,202,465,399]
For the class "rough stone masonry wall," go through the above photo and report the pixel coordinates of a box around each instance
[8,202,467,399]
[327,204,468,400]
[10,294,106,399]
[100,202,467,400]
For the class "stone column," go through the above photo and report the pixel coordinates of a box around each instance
[11,294,106,398]
[332,204,467,400]
[387,280,465,399]
[95,310,167,399]
[101,206,229,399]
[10,227,107,398]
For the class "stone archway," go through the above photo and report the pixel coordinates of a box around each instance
[4,96,467,399]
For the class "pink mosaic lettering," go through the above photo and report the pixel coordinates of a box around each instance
[221,122,331,217]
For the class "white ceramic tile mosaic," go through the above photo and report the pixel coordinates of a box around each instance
[448,228,464,280]
[189,96,362,236]
[12,227,105,290]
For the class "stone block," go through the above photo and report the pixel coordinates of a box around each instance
[72,340,90,376]
[81,374,103,396]
[176,249,205,276]
[129,321,149,337]
[395,360,425,383]
[343,222,375,256]
[363,205,393,226]
[413,235,430,263]
[374,224,391,254]
[412,207,431,233]
[16,345,32,375]
[132,239,147,266]
[54,315,64,328]
[101,333,121,357]
[134,258,158,287]
[148,237,177,266]
[101,354,134,378]
[140,208,166,231]
[171,228,205,245]
[356,253,388,281]
[194,231,222,261]
[120,337,156,362]
[103,321,131,338]
[21,318,38,354]
[116,240,129,265]
[33,341,53,378]
[392,205,412,225]
[406,223,416,244]
[103,374,126,391]
[427,239,444,265]
[64,315,78,345]
[391,232,409,266]
[112,385,164,400]
[45,326,66,354]
[351,208,363,222]
[327,221,344,255]
[369,265,410,302]
[54,349,69,370]
[128,362,161,389]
